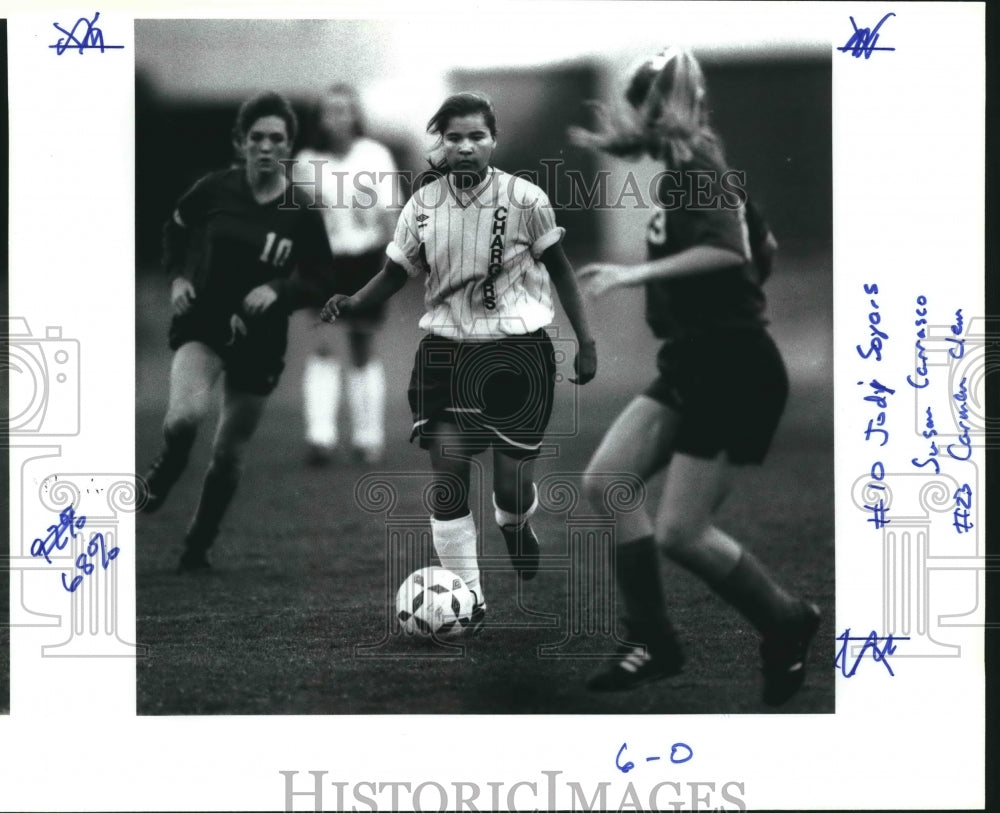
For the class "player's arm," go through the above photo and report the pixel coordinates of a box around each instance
[526,193,596,384]
[162,176,212,315]
[745,199,778,282]
[320,260,408,323]
[320,195,419,321]
[374,147,405,245]
[542,243,596,385]
[580,171,747,295]
[579,245,745,294]
[254,266,330,316]
[253,211,338,315]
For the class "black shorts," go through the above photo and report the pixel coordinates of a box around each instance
[169,306,288,396]
[644,328,788,464]
[332,248,388,328]
[407,329,557,460]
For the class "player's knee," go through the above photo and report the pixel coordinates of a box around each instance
[657,520,703,561]
[348,339,373,368]
[208,446,244,481]
[581,466,608,513]
[164,413,198,446]
[428,475,469,521]
[656,517,701,559]
[493,478,533,514]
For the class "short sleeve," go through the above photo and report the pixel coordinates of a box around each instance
[172,173,214,229]
[163,172,215,277]
[526,192,565,259]
[385,199,426,278]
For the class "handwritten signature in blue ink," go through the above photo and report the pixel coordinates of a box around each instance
[838,13,896,59]
[616,741,693,774]
[29,506,120,592]
[49,12,124,55]
[835,629,908,677]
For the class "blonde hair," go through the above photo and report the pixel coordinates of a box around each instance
[570,47,725,169]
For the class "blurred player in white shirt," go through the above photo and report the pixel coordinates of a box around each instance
[321,92,596,626]
[294,84,401,464]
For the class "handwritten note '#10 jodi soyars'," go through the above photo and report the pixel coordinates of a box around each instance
[856,283,892,530]
[29,506,120,592]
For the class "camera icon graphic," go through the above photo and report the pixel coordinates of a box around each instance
[2,316,81,436]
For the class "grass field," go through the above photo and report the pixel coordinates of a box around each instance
[135,253,834,716]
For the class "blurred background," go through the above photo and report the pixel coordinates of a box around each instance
[133,17,834,715]
[135,18,831,432]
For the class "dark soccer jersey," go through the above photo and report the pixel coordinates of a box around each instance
[644,163,768,340]
[163,168,334,316]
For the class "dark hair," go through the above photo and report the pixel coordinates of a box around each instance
[233,91,298,144]
[311,83,365,151]
[426,91,498,138]
[422,92,498,177]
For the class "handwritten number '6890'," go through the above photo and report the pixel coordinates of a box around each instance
[62,532,120,593]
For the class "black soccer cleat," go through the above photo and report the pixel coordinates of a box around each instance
[177,547,212,574]
[141,450,188,514]
[586,638,685,692]
[467,591,487,636]
[500,522,540,581]
[176,525,217,575]
[760,601,821,706]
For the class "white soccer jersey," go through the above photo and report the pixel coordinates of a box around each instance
[294,138,400,256]
[387,168,564,341]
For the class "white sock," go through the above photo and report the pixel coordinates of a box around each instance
[346,360,386,451]
[364,360,386,450]
[431,513,482,602]
[303,355,340,448]
[494,484,538,530]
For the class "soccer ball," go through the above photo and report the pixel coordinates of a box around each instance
[396,566,475,638]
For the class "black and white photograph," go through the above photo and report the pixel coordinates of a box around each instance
[134,18,834,717]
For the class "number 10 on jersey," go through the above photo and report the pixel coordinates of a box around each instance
[260,231,293,267]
